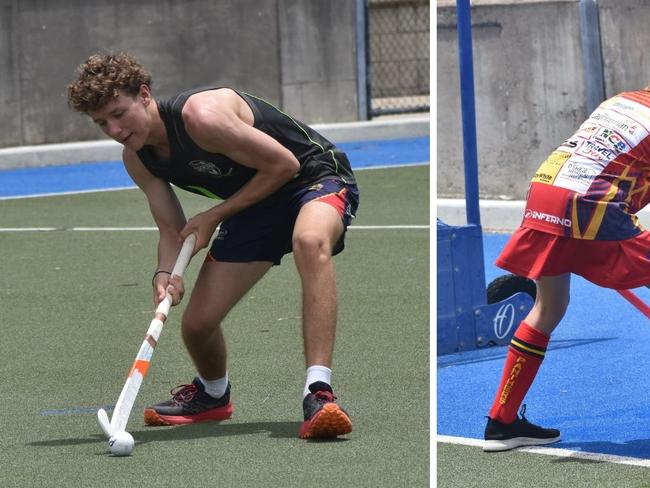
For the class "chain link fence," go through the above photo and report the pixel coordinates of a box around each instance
[367,0,430,117]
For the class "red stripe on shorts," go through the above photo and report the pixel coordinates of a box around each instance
[314,188,347,218]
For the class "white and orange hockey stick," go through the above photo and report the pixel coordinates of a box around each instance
[97,234,196,438]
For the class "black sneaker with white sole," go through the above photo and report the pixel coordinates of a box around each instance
[483,405,560,452]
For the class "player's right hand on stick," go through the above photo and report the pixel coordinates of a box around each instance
[153,273,185,307]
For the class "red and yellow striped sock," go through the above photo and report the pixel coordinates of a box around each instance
[488,321,550,424]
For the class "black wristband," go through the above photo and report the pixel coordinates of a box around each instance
[152,270,171,286]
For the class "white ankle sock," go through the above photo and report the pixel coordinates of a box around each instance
[303,365,332,397]
[199,372,229,399]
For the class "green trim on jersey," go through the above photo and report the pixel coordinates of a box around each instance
[182,185,223,200]
[242,92,341,175]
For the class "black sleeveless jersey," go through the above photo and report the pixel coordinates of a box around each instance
[136,87,356,200]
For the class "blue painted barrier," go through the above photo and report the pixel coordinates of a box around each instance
[437,1,534,355]
[437,220,533,354]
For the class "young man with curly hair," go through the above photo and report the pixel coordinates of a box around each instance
[484,87,650,451]
[67,52,358,439]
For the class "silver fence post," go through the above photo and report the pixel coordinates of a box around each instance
[579,0,605,114]
[356,0,369,121]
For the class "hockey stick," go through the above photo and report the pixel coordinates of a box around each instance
[97,234,196,437]
[616,289,650,320]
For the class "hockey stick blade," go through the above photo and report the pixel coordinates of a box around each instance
[97,408,112,438]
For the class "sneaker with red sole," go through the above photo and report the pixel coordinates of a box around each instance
[299,381,352,439]
[144,377,233,426]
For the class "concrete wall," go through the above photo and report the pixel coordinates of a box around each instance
[437,0,650,200]
[0,0,358,149]
[279,0,358,123]
[599,0,650,93]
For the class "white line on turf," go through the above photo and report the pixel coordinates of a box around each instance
[72,227,158,231]
[0,227,60,232]
[352,225,428,229]
[0,186,136,201]
[0,225,429,232]
[354,161,429,171]
[437,435,650,468]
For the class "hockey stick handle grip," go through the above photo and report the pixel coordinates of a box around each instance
[155,234,197,318]
[171,233,196,277]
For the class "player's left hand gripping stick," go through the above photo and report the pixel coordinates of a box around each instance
[97,234,197,438]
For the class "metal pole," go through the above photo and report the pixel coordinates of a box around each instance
[579,0,605,114]
[356,0,369,121]
[456,0,481,226]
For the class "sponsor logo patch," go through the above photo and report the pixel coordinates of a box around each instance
[531,151,570,186]
[493,303,516,340]
[524,209,572,228]
[189,160,233,178]
[215,227,228,241]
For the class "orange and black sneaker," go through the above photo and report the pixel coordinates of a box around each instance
[299,381,352,439]
[144,377,233,426]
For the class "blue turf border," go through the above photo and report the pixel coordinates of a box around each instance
[438,232,650,460]
[0,137,429,198]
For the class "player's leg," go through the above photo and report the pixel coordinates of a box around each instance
[144,258,272,426]
[522,273,571,335]
[483,273,570,451]
[292,200,344,368]
[182,258,272,377]
[292,196,353,438]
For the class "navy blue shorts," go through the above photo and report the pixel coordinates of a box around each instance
[208,179,359,265]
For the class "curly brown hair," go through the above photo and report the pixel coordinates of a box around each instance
[67,52,152,113]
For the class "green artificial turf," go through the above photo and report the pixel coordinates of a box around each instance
[0,165,430,487]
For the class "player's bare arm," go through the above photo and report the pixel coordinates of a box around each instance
[179,89,300,250]
[123,148,187,305]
